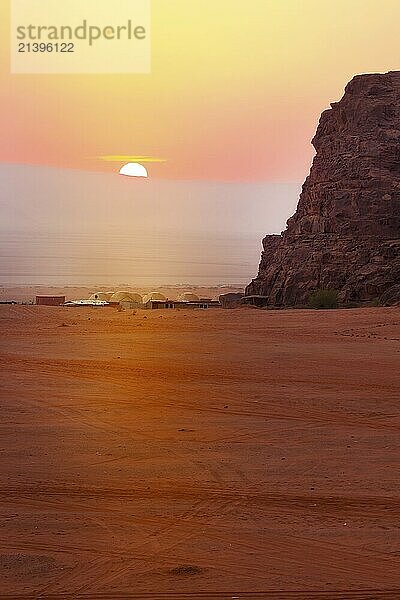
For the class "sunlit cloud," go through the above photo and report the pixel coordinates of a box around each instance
[96,155,166,163]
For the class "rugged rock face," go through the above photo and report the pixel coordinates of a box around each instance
[246,71,400,306]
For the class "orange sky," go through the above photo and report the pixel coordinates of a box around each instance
[1,0,400,181]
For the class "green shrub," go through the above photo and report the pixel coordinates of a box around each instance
[369,297,381,307]
[308,289,339,309]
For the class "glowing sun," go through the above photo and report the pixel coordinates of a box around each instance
[119,162,148,177]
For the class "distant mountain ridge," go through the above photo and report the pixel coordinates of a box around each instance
[246,71,400,305]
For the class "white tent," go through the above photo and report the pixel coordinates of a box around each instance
[142,292,167,303]
[110,291,143,303]
[89,291,113,301]
[178,292,200,302]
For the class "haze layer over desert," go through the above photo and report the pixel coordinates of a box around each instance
[1,304,399,598]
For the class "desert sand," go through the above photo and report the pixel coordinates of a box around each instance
[0,304,400,598]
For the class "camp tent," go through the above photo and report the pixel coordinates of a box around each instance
[178,292,200,302]
[142,292,167,303]
[109,291,143,303]
[89,291,113,301]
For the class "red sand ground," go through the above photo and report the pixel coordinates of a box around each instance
[0,305,399,599]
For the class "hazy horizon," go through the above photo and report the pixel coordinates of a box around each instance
[0,163,301,286]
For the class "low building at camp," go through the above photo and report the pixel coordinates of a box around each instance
[241,295,269,307]
[219,292,243,308]
[143,298,220,310]
[36,295,65,306]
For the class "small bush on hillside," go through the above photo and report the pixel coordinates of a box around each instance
[369,297,381,307]
[308,289,339,309]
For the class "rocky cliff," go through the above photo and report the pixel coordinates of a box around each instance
[246,71,400,306]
